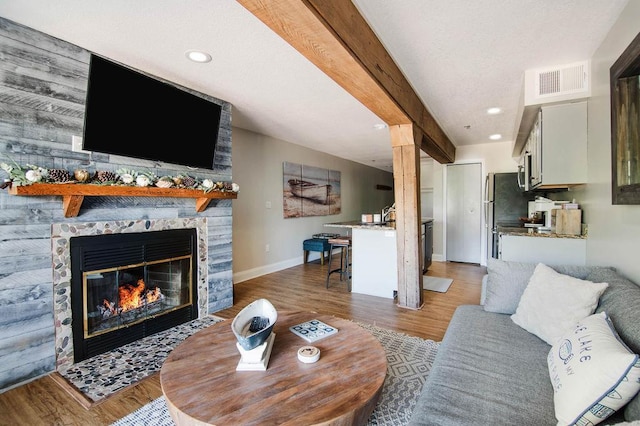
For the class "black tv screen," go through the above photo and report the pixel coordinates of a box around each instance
[82,54,222,170]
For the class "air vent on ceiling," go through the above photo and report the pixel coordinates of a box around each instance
[524,61,590,106]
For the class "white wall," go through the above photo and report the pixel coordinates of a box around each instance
[571,0,640,284]
[231,127,394,283]
[455,141,518,173]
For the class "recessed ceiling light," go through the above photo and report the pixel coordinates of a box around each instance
[185,50,212,63]
[373,123,388,130]
[487,107,502,115]
[489,134,502,140]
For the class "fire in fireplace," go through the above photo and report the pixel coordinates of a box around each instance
[99,278,163,324]
[70,228,198,362]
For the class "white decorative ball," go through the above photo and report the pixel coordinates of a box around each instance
[136,175,151,187]
[120,173,134,184]
[25,169,43,182]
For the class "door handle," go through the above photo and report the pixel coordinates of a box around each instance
[517,165,524,189]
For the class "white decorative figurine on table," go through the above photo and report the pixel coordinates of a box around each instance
[231,298,278,371]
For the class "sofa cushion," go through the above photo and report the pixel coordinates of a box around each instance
[409,305,558,425]
[548,312,640,425]
[483,258,536,314]
[511,263,608,345]
[589,268,640,422]
[483,258,608,315]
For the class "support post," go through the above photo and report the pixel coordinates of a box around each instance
[390,124,423,309]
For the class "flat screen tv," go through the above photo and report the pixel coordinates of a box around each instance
[82,54,222,170]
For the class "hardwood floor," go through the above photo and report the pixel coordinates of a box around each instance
[0,260,485,426]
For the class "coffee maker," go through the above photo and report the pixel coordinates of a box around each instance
[529,197,569,231]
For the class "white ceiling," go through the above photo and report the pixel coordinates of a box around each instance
[0,0,629,172]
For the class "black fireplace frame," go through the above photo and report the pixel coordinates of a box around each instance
[70,228,199,362]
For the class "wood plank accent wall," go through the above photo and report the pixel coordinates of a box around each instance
[0,17,234,391]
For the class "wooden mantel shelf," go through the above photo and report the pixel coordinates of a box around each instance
[8,183,237,217]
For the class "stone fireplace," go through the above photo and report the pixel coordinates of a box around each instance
[0,17,234,392]
[52,218,209,371]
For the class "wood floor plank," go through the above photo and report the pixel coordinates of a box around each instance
[0,260,485,425]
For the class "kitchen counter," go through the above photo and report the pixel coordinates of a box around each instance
[325,217,433,230]
[324,220,396,230]
[324,221,398,299]
[498,231,587,266]
[497,226,586,239]
[324,219,431,299]
[325,220,397,299]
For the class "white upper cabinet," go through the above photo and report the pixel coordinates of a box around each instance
[529,101,587,189]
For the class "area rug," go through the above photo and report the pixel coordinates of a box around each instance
[423,276,454,293]
[111,322,439,426]
[58,315,224,404]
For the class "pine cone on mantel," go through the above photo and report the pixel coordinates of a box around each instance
[94,170,118,183]
[48,169,71,183]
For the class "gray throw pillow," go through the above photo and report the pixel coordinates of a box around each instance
[588,268,640,422]
[483,258,536,314]
[483,258,611,315]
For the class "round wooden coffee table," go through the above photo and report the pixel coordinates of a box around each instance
[160,310,387,425]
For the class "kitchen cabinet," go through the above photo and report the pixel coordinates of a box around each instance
[499,234,586,266]
[528,101,587,189]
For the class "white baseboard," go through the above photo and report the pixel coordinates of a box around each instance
[233,256,303,284]
[233,249,342,284]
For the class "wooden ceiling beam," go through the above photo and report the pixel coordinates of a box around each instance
[236,0,455,163]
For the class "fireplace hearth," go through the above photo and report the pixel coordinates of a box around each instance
[70,228,198,362]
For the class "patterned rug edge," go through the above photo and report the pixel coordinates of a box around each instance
[354,320,440,343]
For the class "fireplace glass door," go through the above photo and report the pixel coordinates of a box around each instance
[71,228,198,362]
[84,256,192,338]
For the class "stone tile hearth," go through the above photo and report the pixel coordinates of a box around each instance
[59,315,223,404]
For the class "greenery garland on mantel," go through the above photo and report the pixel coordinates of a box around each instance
[0,159,239,194]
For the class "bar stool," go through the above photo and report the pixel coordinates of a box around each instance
[326,235,352,290]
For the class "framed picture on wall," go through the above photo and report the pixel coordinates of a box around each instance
[283,162,341,218]
[610,31,640,204]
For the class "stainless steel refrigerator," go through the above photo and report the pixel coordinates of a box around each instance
[484,172,534,259]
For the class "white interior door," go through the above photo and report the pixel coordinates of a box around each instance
[446,163,482,263]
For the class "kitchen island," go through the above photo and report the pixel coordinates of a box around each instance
[325,220,397,299]
[325,219,433,299]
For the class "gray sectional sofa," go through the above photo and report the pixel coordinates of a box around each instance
[410,259,640,426]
